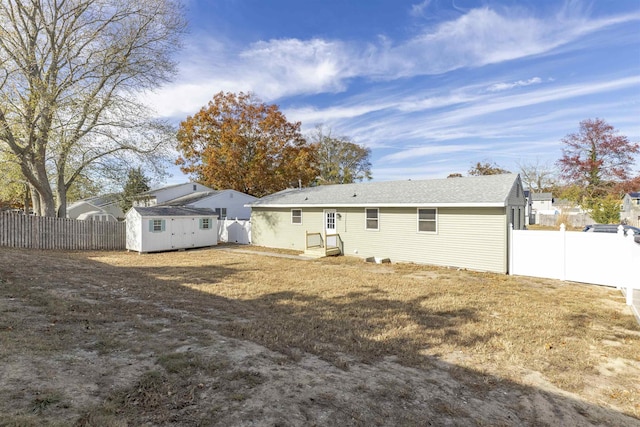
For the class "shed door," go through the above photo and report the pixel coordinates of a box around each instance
[325,210,337,247]
[170,218,194,249]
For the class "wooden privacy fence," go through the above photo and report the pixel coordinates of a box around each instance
[0,212,125,250]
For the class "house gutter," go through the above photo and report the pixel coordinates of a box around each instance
[248,202,508,208]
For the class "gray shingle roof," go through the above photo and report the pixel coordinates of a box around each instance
[250,174,520,207]
[160,191,221,206]
[530,192,553,201]
[131,206,215,217]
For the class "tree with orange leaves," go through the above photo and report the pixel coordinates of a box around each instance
[176,92,318,197]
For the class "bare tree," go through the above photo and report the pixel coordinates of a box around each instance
[308,125,372,185]
[468,161,510,176]
[0,0,185,216]
[517,158,556,192]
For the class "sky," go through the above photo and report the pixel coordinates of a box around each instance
[145,0,640,185]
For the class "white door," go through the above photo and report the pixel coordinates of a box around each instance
[170,218,194,249]
[325,210,337,247]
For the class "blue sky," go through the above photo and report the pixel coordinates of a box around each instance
[146,0,640,185]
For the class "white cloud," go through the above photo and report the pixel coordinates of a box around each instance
[145,5,640,120]
[378,144,489,163]
[410,0,431,17]
[487,77,543,92]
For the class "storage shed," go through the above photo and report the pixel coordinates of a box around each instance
[126,206,218,253]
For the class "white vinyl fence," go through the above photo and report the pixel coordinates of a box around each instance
[217,219,251,244]
[509,224,639,311]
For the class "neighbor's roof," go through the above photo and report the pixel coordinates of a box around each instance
[68,193,120,208]
[530,192,553,201]
[250,174,521,208]
[135,182,212,197]
[130,206,215,217]
[628,192,640,198]
[160,191,222,206]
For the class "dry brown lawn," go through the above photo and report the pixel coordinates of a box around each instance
[0,245,639,426]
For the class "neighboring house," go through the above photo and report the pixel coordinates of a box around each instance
[132,182,212,207]
[67,194,124,221]
[527,192,554,224]
[125,206,217,253]
[159,189,256,220]
[530,192,554,211]
[249,174,526,274]
[621,192,640,227]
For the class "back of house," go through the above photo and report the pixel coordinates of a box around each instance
[249,174,525,273]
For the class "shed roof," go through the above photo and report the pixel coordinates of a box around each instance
[250,174,520,208]
[130,206,215,217]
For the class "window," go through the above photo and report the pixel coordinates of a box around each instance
[417,208,437,233]
[200,218,212,229]
[291,209,302,225]
[365,208,379,230]
[149,219,165,232]
[213,208,227,219]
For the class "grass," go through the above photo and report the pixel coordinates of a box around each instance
[0,246,638,425]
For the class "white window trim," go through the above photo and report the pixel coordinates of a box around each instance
[365,208,379,231]
[291,209,302,225]
[417,208,438,234]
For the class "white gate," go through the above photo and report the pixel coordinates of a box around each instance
[217,219,251,244]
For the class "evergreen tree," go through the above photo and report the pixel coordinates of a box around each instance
[120,168,151,213]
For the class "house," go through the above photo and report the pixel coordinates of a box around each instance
[158,189,256,220]
[67,194,124,221]
[621,192,640,227]
[125,206,217,253]
[132,182,212,207]
[249,174,526,274]
[134,183,255,220]
[525,192,555,224]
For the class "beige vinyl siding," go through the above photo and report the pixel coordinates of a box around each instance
[339,207,507,273]
[251,207,325,250]
[252,206,508,273]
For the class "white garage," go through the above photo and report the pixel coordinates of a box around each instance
[126,206,218,253]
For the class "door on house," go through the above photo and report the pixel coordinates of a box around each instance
[324,209,337,247]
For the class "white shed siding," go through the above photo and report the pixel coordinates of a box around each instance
[126,210,217,253]
[125,210,143,251]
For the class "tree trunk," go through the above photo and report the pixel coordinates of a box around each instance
[56,173,67,218]
[23,184,31,215]
[29,184,40,216]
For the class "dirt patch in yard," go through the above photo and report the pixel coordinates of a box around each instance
[0,246,639,426]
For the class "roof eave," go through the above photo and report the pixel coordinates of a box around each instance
[250,202,508,208]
